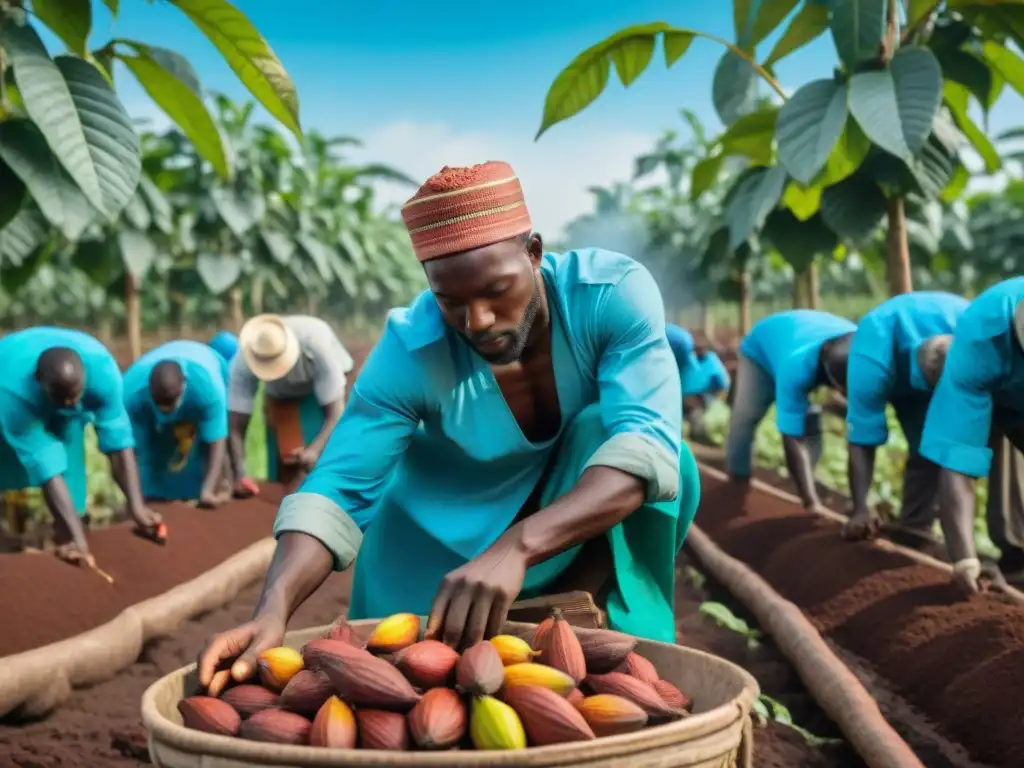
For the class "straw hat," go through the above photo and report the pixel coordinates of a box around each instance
[239,314,300,382]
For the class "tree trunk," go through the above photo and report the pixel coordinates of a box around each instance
[174,295,191,337]
[96,317,113,346]
[793,272,806,308]
[885,196,913,296]
[124,273,141,362]
[738,271,751,336]
[701,301,714,337]
[807,261,820,309]
[307,294,319,315]
[229,286,245,333]
[252,273,265,315]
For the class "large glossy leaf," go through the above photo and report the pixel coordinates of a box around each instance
[101,0,119,16]
[211,185,261,237]
[168,0,301,138]
[295,234,335,281]
[982,41,1024,99]
[749,0,801,50]
[940,49,994,110]
[763,209,837,273]
[849,47,943,161]
[691,154,725,201]
[776,79,848,185]
[137,174,173,234]
[32,0,92,56]
[0,161,26,230]
[943,82,1000,172]
[816,118,871,186]
[71,237,119,287]
[118,228,157,279]
[713,50,759,126]
[118,42,230,180]
[829,0,888,70]
[536,23,743,138]
[196,251,242,293]
[725,165,788,251]
[764,2,829,68]
[820,172,887,244]
[782,181,823,221]
[0,208,47,270]
[0,119,95,240]
[330,252,357,296]
[338,229,367,269]
[718,106,778,164]
[121,189,152,231]
[260,228,295,265]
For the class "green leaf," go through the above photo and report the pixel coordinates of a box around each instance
[211,186,258,237]
[820,172,887,244]
[0,119,95,241]
[734,0,754,47]
[764,2,829,68]
[941,163,969,203]
[713,50,759,126]
[31,0,92,56]
[121,189,151,231]
[2,24,141,219]
[782,181,823,221]
[101,0,119,16]
[939,49,994,110]
[943,82,1000,172]
[0,161,26,230]
[71,238,119,287]
[338,229,367,269]
[764,210,837,273]
[816,118,871,186]
[260,228,295,265]
[0,209,50,290]
[330,251,357,296]
[168,0,301,138]
[776,79,848,185]
[117,43,230,180]
[137,174,173,234]
[749,0,801,49]
[719,106,778,164]
[849,47,943,162]
[829,0,888,70]
[725,165,788,251]
[535,23,753,138]
[691,154,725,201]
[295,233,334,281]
[196,251,242,293]
[118,228,157,279]
[981,41,1024,99]
[908,0,938,28]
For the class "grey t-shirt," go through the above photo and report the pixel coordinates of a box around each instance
[228,316,354,414]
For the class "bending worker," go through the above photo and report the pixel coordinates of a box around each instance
[919,276,1024,594]
[208,330,240,363]
[726,310,855,513]
[0,327,162,565]
[841,291,969,541]
[666,323,730,441]
[123,339,233,506]
[198,161,698,692]
[228,314,354,494]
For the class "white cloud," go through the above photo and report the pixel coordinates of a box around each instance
[349,121,658,239]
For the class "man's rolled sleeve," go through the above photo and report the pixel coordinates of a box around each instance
[273,492,364,570]
[846,357,893,447]
[586,265,682,503]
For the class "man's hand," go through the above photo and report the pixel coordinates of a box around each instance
[842,509,881,541]
[198,491,224,509]
[131,506,163,533]
[951,558,1008,596]
[197,615,287,696]
[426,539,529,651]
[284,446,320,471]
[54,543,96,570]
[234,477,261,499]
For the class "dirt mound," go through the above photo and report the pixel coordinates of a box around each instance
[698,474,1024,766]
[0,484,284,658]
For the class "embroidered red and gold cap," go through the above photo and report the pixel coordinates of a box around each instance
[401,161,532,262]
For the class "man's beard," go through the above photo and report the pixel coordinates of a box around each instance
[465,275,542,365]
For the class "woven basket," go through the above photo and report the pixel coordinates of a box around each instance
[142,619,759,768]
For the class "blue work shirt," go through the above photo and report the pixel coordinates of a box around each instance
[740,310,856,437]
[123,340,230,445]
[273,248,683,617]
[0,327,133,486]
[698,351,731,395]
[920,277,1024,478]
[666,324,728,396]
[846,291,968,448]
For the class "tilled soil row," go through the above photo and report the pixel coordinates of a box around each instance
[0,553,857,767]
[697,469,1024,767]
[0,484,286,659]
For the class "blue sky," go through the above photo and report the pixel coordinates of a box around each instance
[69,1,1024,235]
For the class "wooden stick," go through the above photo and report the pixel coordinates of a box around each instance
[687,524,925,768]
[88,561,116,585]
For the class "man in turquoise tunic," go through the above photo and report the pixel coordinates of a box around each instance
[0,327,162,565]
[726,310,856,513]
[666,323,730,441]
[919,277,1024,594]
[123,339,232,506]
[197,161,700,690]
[841,291,968,542]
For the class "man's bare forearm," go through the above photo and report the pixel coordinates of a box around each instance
[41,475,88,551]
[228,411,250,479]
[506,465,646,567]
[783,436,820,508]
[201,439,228,496]
[108,448,146,515]
[848,443,876,515]
[253,532,336,622]
[937,469,977,564]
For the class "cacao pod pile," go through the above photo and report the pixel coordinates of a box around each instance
[177,609,693,751]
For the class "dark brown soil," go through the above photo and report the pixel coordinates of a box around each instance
[0,543,853,767]
[0,483,285,658]
[697,471,1024,767]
